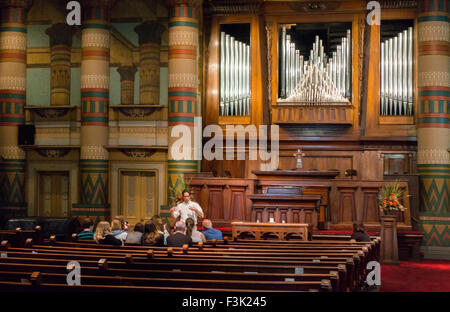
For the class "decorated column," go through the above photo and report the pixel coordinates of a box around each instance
[0,0,32,224]
[167,0,202,206]
[117,65,137,105]
[72,0,115,218]
[45,23,73,106]
[417,0,450,248]
[134,21,165,105]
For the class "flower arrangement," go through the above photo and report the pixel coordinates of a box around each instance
[378,182,406,216]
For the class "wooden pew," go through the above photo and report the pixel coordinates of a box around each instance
[0,256,348,291]
[0,270,332,292]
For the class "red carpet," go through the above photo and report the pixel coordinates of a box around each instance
[379,260,450,292]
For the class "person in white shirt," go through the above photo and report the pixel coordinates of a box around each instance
[170,189,204,225]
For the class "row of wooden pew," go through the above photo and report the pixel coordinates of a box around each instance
[0,228,380,292]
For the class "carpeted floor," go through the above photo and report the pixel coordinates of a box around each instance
[379,260,450,292]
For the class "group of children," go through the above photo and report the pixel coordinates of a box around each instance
[76,215,223,247]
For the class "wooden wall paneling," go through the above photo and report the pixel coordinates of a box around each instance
[362,186,380,223]
[338,186,357,225]
[230,185,246,220]
[330,179,412,231]
[208,185,225,220]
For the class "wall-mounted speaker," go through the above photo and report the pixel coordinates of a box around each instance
[18,125,35,146]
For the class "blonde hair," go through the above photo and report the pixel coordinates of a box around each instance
[111,219,122,231]
[113,215,125,228]
[94,221,112,242]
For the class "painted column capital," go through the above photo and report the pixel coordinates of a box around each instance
[166,0,203,8]
[45,23,74,47]
[134,21,165,45]
[0,0,32,9]
[80,0,116,9]
[117,65,137,81]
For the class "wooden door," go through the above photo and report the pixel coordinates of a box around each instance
[38,172,70,217]
[120,171,157,227]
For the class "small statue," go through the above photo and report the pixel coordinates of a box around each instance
[293,149,305,169]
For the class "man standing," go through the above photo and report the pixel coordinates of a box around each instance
[201,219,223,241]
[167,220,192,247]
[170,189,204,225]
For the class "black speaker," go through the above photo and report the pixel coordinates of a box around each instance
[18,125,35,145]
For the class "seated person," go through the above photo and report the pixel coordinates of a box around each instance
[186,217,206,243]
[94,221,123,246]
[201,219,223,241]
[167,220,192,247]
[76,217,94,240]
[113,215,129,231]
[111,219,128,242]
[151,215,169,245]
[350,222,371,242]
[142,222,164,246]
[125,222,144,244]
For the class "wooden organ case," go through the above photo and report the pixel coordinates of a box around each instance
[198,0,419,232]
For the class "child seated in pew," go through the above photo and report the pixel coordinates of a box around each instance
[125,222,144,244]
[76,218,94,240]
[94,221,123,246]
[186,217,206,243]
[112,219,128,242]
[350,222,371,242]
[151,215,169,245]
[113,215,129,231]
[142,222,165,246]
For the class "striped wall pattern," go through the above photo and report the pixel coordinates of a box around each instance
[417,0,450,247]
[167,1,201,206]
[0,5,26,126]
[74,0,115,217]
[419,212,450,247]
[0,2,29,218]
[0,160,26,213]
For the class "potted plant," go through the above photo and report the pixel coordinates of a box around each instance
[378,182,406,216]
[378,182,405,264]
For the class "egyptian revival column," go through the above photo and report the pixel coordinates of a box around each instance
[134,21,165,105]
[166,0,202,206]
[117,66,137,105]
[0,0,32,224]
[417,0,450,249]
[72,0,115,218]
[45,23,73,106]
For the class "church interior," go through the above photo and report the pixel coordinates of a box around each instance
[0,0,448,293]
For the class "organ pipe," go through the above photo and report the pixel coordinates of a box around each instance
[219,32,251,116]
[380,27,413,116]
[278,28,352,104]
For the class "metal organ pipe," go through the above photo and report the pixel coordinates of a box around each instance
[380,27,413,116]
[219,32,251,116]
[278,28,352,104]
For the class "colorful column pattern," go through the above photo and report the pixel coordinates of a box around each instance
[167,1,202,207]
[72,0,115,217]
[417,0,449,247]
[45,23,73,106]
[117,65,137,105]
[0,0,31,221]
[134,21,165,105]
